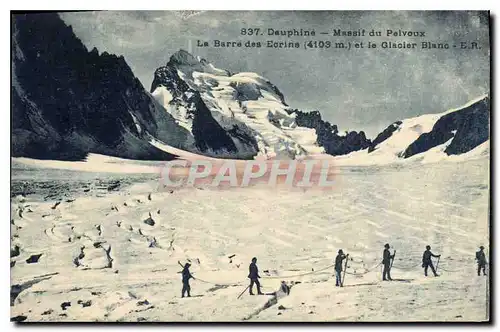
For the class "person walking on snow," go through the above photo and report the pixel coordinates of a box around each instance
[179,262,195,298]
[476,246,487,276]
[382,243,395,281]
[248,257,263,295]
[335,249,348,287]
[422,245,441,277]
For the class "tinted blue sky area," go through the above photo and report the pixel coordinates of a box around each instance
[61,11,489,137]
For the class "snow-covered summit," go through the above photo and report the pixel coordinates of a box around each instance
[151,50,323,159]
[333,95,490,166]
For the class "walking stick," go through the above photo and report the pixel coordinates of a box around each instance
[237,285,250,299]
[435,256,441,274]
[341,254,349,287]
[390,250,396,269]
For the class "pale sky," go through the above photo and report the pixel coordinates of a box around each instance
[61,11,490,137]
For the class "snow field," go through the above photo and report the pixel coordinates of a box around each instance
[10,154,489,321]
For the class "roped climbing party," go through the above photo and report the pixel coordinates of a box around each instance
[175,244,488,297]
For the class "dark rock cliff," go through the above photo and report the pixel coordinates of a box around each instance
[368,121,402,153]
[286,109,372,156]
[403,97,489,158]
[12,13,179,161]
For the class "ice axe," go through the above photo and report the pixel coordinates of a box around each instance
[390,250,397,269]
[341,254,349,287]
[237,285,250,299]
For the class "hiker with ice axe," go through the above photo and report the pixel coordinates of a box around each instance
[248,257,263,295]
[237,257,263,299]
[178,261,195,298]
[422,245,441,277]
[382,243,396,281]
[335,249,349,287]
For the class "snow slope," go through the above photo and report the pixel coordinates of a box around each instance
[10,155,489,322]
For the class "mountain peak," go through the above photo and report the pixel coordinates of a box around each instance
[168,49,200,67]
[166,49,230,77]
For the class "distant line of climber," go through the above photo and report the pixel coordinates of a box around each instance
[177,245,488,297]
[334,244,489,286]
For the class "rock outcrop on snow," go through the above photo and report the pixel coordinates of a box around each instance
[286,109,371,156]
[403,96,489,158]
[332,95,490,165]
[368,121,402,153]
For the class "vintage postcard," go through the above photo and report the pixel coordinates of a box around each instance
[11,11,490,322]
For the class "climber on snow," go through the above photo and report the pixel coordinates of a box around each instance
[248,257,263,295]
[178,261,195,298]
